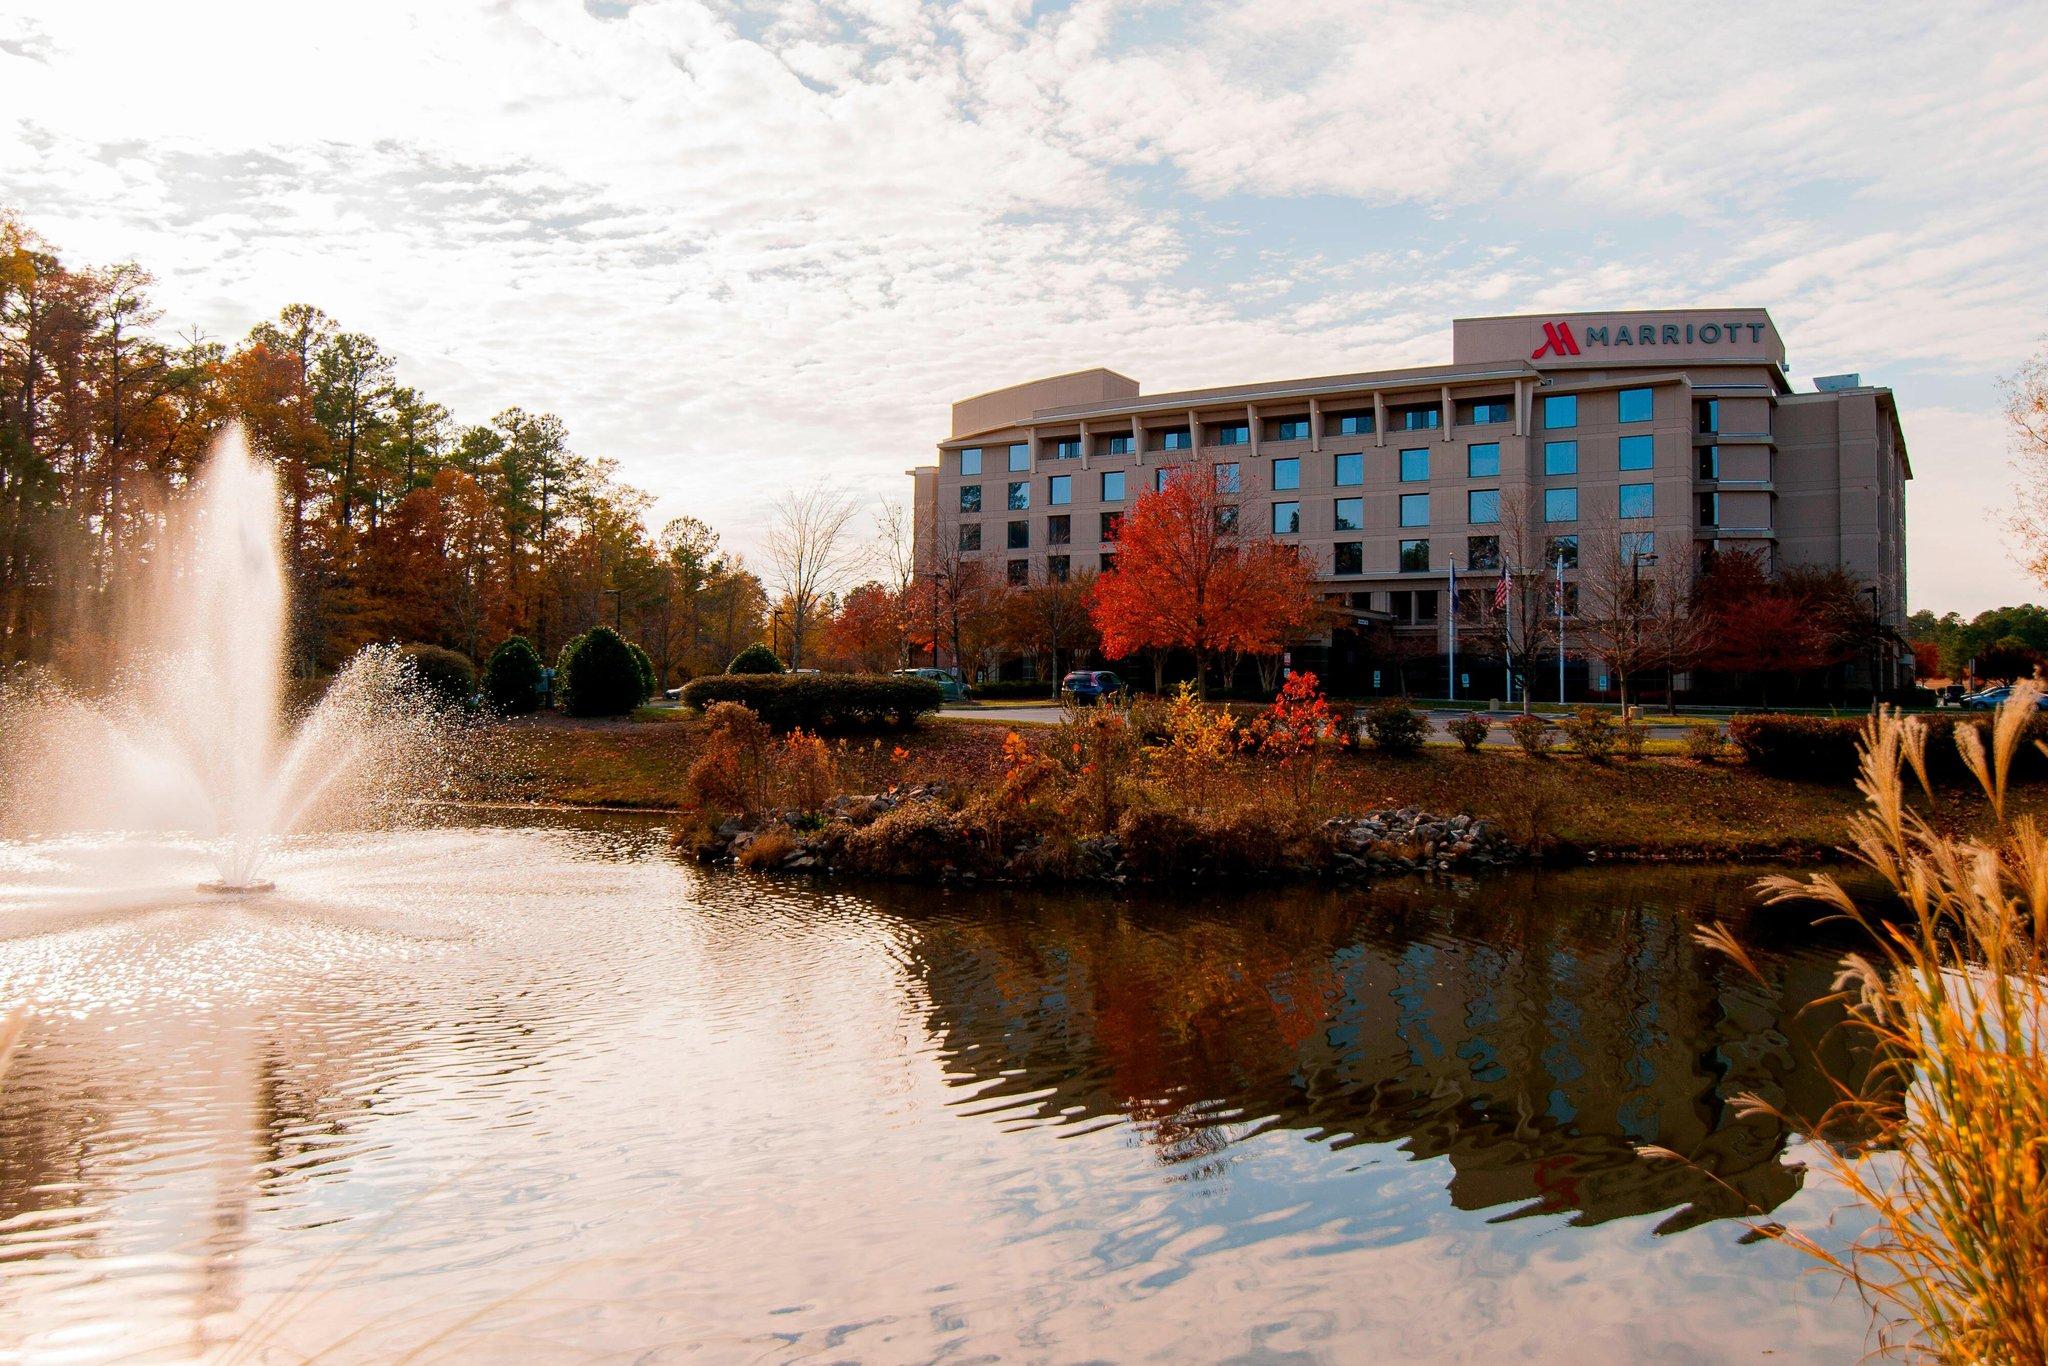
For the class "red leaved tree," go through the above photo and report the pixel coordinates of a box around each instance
[1088,469,1324,696]
[824,580,906,672]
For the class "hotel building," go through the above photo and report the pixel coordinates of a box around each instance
[910,308,1911,693]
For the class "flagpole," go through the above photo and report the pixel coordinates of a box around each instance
[1447,561,1457,701]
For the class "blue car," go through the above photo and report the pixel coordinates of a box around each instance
[1061,670,1124,705]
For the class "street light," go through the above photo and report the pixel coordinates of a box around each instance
[1631,548,1658,711]
[1864,584,1883,699]
[602,587,622,633]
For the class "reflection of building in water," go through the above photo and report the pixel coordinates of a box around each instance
[907,872,1883,1236]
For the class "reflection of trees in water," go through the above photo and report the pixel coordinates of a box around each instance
[903,869,1885,1235]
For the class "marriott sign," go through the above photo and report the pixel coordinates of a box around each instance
[1531,318,1771,360]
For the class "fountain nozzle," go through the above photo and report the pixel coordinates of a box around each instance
[197,880,277,895]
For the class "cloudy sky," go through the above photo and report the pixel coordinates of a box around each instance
[4,0,2045,614]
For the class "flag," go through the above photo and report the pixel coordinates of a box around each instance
[1494,561,1511,610]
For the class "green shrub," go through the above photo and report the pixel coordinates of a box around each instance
[482,636,544,714]
[680,673,943,730]
[1445,712,1489,753]
[727,644,786,675]
[1505,713,1554,758]
[1727,714,1863,778]
[559,626,645,717]
[1685,723,1726,764]
[1363,699,1427,754]
[397,643,476,708]
[1557,706,1616,763]
[837,802,978,878]
[627,642,657,701]
[555,633,584,702]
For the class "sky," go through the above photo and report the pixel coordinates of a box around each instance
[3,0,2045,616]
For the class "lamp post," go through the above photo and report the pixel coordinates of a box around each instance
[1631,548,1658,712]
[603,587,622,633]
[1864,584,1883,700]
[929,569,951,669]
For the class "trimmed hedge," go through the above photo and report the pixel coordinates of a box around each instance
[1730,711,2048,783]
[398,643,476,708]
[680,673,943,730]
[727,644,786,675]
[483,635,544,714]
[1362,699,1427,754]
[627,642,657,701]
[559,626,646,717]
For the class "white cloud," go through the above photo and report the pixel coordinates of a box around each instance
[1,0,2042,613]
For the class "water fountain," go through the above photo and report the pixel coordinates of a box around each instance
[0,425,453,891]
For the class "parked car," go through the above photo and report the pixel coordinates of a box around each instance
[1061,670,1125,705]
[1959,685,2048,711]
[894,667,971,702]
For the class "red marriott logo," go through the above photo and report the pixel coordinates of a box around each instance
[1531,322,1580,360]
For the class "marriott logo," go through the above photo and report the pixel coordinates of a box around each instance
[1531,317,1771,360]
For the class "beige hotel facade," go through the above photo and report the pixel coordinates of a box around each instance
[910,308,1911,693]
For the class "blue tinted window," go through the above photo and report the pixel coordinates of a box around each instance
[1397,406,1441,430]
[1334,497,1363,531]
[1272,501,1300,534]
[1160,429,1191,451]
[1272,457,1300,491]
[1104,434,1133,455]
[1274,419,1310,441]
[1052,439,1080,460]
[1400,539,1429,572]
[1048,475,1071,505]
[1544,440,1578,475]
[1007,481,1029,510]
[1619,483,1655,518]
[1101,470,1125,502]
[1617,387,1654,423]
[1334,452,1363,486]
[1334,412,1373,435]
[1399,492,1430,527]
[1214,423,1249,446]
[1008,443,1029,471]
[1215,463,1240,493]
[1468,489,1500,524]
[959,447,982,476]
[1465,400,1510,425]
[1544,487,1578,522]
[1467,443,1500,478]
[1399,448,1430,482]
[960,486,982,513]
[1543,394,1578,429]
[1618,434,1655,470]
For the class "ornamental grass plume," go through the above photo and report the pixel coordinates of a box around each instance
[1689,685,2048,1361]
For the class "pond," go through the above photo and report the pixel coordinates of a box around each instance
[0,818,1884,1361]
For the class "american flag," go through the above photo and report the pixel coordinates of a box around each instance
[1493,561,1511,610]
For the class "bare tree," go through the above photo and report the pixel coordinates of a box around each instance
[1452,490,1558,710]
[1577,530,1684,711]
[874,496,919,668]
[2005,347,2048,586]
[762,482,864,669]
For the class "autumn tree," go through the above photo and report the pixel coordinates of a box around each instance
[1088,469,1323,697]
[763,481,864,669]
[1006,567,1100,693]
[824,581,907,672]
[2006,345,2048,586]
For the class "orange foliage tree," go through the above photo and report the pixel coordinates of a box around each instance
[1088,470,1324,696]
[824,580,907,672]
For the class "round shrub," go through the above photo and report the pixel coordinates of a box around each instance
[398,643,476,709]
[727,644,786,675]
[558,626,645,717]
[1445,712,1490,753]
[627,642,657,701]
[482,636,544,714]
[1505,713,1554,758]
[1363,699,1428,754]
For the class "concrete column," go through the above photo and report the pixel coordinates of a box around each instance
[1309,397,1323,452]
[1078,419,1090,470]
[1247,403,1260,460]
[1515,380,1529,437]
[1133,415,1145,466]
[1373,392,1387,447]
[1188,408,1201,455]
[1025,426,1037,472]
[1440,385,1453,443]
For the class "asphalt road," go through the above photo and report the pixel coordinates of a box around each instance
[947,703,1699,746]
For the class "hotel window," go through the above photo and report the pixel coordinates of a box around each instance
[1272,456,1300,491]
[1698,445,1720,480]
[1101,510,1123,542]
[1618,387,1654,423]
[1468,488,1501,524]
[1104,434,1134,456]
[1399,448,1430,482]
[1467,442,1500,478]
[1007,481,1029,510]
[1051,438,1081,460]
[1159,427,1192,451]
[1334,452,1363,486]
[1544,487,1578,522]
[1399,492,1430,527]
[1543,394,1578,429]
[1334,542,1363,576]
[1214,504,1240,533]
[1698,492,1720,527]
[1048,474,1071,505]
[1215,462,1240,493]
[1214,422,1249,447]
[1414,589,1439,622]
[1544,440,1578,475]
[1467,535,1501,571]
[1154,466,1178,492]
[1099,551,1117,574]
[958,524,981,552]
[1333,411,1374,435]
[1623,530,1657,562]
[1273,501,1300,534]
[1399,538,1429,572]
[1619,483,1655,519]
[1047,555,1070,583]
[1462,398,1511,426]
[1047,514,1071,545]
[959,447,982,476]
[1007,520,1029,549]
[1395,404,1441,431]
[960,485,982,513]
[1008,443,1029,471]
[1101,470,1125,501]
[1334,496,1363,531]
[1008,559,1029,586]
[1273,418,1310,441]
[1696,399,1719,434]
[1546,534,1578,570]
[1619,434,1654,471]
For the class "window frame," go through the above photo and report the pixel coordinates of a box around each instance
[1399,491,1430,528]
[1542,394,1578,429]
[1467,442,1501,478]
[1272,500,1300,535]
[1399,447,1430,483]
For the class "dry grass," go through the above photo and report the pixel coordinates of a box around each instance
[1687,686,2048,1360]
